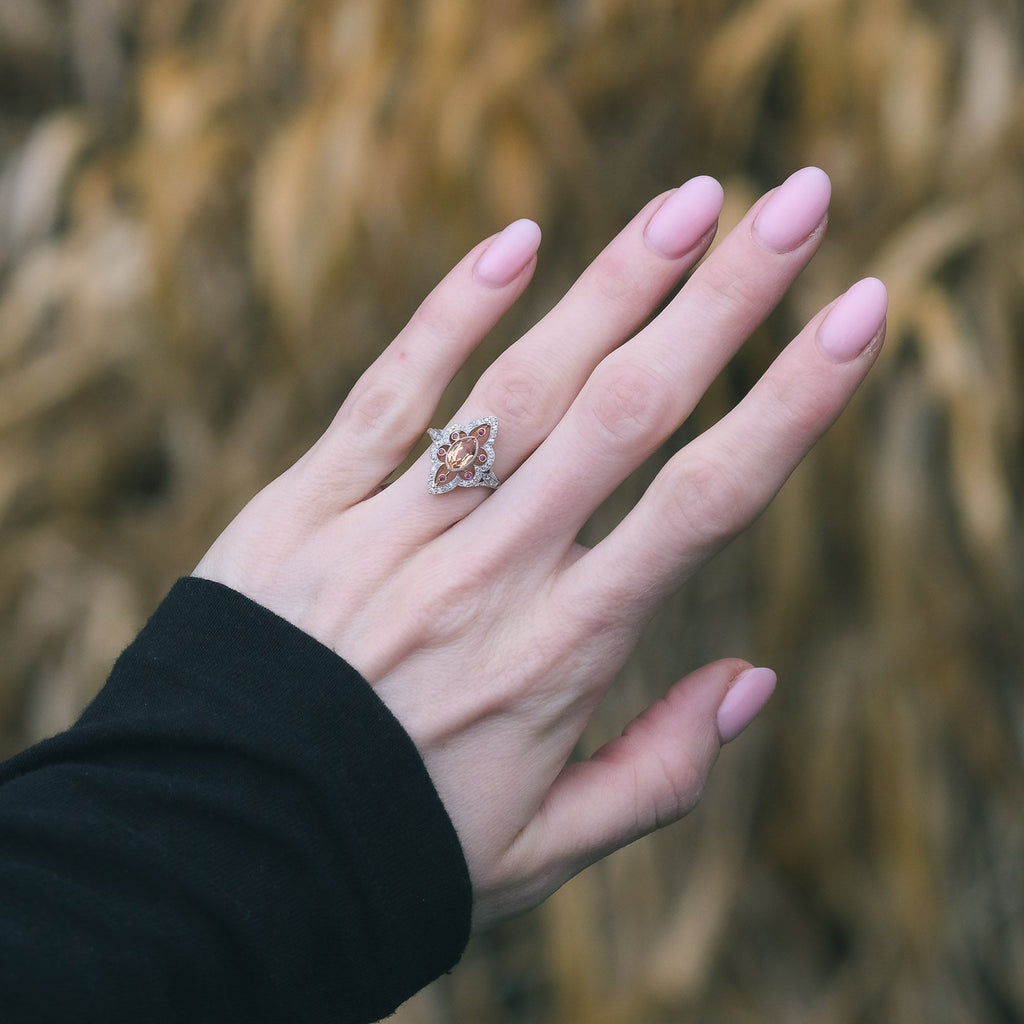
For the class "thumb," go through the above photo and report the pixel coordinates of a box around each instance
[521,660,776,890]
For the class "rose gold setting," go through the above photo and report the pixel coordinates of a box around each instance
[428,416,499,494]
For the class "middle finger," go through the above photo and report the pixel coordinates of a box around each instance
[476,166,834,545]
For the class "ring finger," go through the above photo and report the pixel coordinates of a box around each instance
[376,174,728,519]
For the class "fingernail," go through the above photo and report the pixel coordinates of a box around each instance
[817,277,889,363]
[752,167,832,253]
[644,175,725,259]
[475,219,542,287]
[717,667,777,744]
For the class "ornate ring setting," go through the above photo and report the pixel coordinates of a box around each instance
[428,416,500,494]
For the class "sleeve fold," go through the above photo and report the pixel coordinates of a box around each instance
[0,576,472,1024]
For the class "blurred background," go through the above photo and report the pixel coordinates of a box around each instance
[1,0,1023,1020]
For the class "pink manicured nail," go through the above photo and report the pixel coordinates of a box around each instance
[475,219,542,287]
[717,667,777,744]
[817,277,889,363]
[644,175,725,259]
[752,167,832,253]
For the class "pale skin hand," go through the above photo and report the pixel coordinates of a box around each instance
[195,167,888,929]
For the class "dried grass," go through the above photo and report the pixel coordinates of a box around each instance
[2,0,1023,1020]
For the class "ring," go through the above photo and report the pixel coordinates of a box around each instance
[428,416,500,494]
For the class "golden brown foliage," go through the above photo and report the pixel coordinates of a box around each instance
[2,0,1023,1020]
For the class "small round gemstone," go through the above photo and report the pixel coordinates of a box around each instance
[462,470,474,480]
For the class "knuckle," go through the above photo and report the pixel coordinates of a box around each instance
[654,750,707,826]
[763,362,832,435]
[338,380,404,437]
[479,359,553,423]
[688,257,765,321]
[321,374,417,476]
[342,382,401,434]
[669,755,708,819]
[665,453,745,549]
[587,247,650,317]
[584,361,668,446]
[616,719,709,831]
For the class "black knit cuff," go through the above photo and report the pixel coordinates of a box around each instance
[88,576,473,1021]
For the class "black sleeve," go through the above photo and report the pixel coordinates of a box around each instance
[0,577,472,1024]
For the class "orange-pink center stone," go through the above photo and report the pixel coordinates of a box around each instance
[445,436,478,472]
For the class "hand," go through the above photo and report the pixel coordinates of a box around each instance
[194,167,887,929]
